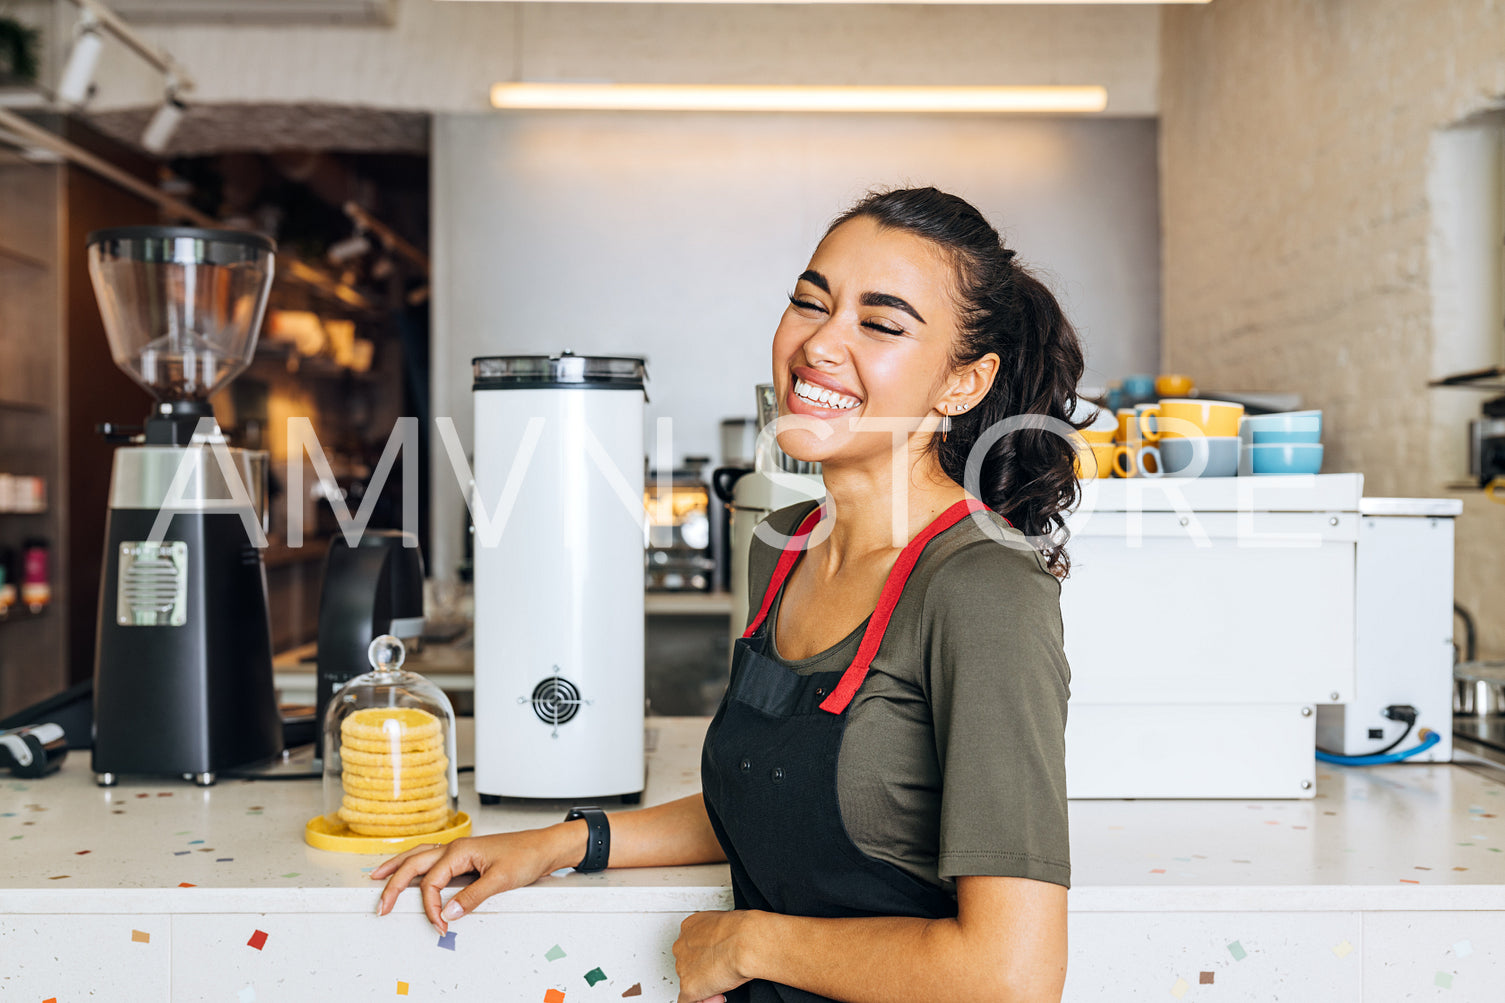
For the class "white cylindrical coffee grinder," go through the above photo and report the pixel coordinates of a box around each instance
[471,353,646,802]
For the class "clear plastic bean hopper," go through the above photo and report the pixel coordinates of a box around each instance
[304,635,470,853]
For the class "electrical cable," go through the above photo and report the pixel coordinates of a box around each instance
[1316,704,1418,759]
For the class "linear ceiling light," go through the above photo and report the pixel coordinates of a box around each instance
[489,83,1109,114]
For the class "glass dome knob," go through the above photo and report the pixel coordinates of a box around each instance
[367,634,406,673]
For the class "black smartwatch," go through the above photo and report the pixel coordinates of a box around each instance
[564,806,610,873]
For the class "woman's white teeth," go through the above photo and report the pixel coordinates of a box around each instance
[794,378,859,410]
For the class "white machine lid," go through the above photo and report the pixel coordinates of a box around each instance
[1077,472,1365,513]
[472,352,646,390]
[1358,496,1464,517]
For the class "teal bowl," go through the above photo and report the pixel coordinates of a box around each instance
[1245,443,1323,475]
[1243,410,1322,444]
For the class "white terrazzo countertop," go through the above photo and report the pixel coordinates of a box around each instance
[0,717,732,919]
[5,716,1505,917]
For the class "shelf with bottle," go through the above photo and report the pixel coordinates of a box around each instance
[0,538,50,624]
[0,474,46,514]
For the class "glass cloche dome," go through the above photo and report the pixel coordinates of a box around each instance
[304,635,470,853]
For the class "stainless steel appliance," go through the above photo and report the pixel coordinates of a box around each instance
[725,467,824,641]
[1469,413,1505,487]
[88,226,282,787]
[646,459,715,592]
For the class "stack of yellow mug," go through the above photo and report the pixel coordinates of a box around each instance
[1112,403,1163,478]
[1138,398,1245,478]
[1073,408,1118,479]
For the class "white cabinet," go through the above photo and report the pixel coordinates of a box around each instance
[1060,474,1457,798]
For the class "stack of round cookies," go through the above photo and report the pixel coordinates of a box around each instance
[337,707,451,837]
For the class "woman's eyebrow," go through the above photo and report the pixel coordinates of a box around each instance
[861,292,926,325]
[798,270,927,325]
[797,269,830,292]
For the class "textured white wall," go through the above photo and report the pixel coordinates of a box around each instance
[51,0,1161,115]
[427,112,1160,580]
[1160,0,1505,654]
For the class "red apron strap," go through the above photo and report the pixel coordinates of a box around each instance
[818,498,992,715]
[741,503,826,639]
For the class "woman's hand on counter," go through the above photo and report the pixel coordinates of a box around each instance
[371,824,582,934]
[370,795,728,935]
[673,908,754,1003]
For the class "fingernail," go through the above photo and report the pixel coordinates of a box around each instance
[441,901,464,921]
[374,898,385,916]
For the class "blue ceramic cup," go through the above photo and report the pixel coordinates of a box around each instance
[1242,410,1322,444]
[1244,442,1323,475]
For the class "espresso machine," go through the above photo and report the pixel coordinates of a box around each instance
[88,226,282,787]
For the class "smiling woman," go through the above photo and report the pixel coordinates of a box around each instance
[375,187,1084,1003]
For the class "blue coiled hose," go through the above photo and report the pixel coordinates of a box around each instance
[1315,728,1441,766]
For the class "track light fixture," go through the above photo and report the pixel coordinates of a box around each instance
[57,13,104,106]
[140,80,186,154]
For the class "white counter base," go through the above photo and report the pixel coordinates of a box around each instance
[4,718,1505,1001]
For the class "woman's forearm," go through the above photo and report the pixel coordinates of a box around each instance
[737,881,1066,1003]
[548,794,726,872]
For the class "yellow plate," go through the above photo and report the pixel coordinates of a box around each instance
[304,811,472,854]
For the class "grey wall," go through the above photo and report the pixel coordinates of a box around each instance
[430,111,1160,580]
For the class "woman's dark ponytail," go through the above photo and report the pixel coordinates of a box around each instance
[828,187,1087,576]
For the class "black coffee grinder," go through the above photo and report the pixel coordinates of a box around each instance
[88,226,282,787]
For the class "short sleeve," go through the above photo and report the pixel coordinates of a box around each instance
[922,541,1071,888]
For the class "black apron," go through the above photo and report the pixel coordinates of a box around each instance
[702,499,990,1003]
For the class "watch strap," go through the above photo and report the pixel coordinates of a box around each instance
[564,806,610,873]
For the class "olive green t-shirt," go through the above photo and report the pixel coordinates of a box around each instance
[747,501,1071,891]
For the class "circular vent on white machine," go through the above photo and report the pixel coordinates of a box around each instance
[531,676,583,727]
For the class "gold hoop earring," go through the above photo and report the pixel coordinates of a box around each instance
[941,410,952,443]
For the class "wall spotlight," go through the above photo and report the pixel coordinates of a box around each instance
[57,19,104,105]
[140,88,186,154]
